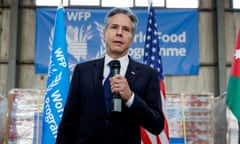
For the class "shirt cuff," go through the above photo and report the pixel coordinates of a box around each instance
[125,92,135,108]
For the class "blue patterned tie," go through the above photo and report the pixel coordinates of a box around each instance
[103,61,114,113]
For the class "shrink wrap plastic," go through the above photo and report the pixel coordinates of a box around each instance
[5,89,43,144]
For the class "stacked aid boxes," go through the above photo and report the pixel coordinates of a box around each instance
[5,89,43,144]
[166,93,214,144]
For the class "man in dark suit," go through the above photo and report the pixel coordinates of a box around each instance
[56,7,164,144]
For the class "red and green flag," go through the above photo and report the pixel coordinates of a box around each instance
[227,28,240,122]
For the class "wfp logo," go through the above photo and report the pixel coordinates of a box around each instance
[66,25,93,61]
[49,22,105,71]
[49,24,94,62]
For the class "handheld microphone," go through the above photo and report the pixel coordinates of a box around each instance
[110,60,122,112]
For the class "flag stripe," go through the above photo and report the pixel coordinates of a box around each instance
[160,81,169,143]
[141,127,152,144]
[227,76,240,120]
[158,68,169,134]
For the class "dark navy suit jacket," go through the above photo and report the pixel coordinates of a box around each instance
[56,57,164,144]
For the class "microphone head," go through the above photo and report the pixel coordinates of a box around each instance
[110,60,121,75]
[111,60,120,69]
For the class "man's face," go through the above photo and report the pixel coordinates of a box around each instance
[104,13,134,59]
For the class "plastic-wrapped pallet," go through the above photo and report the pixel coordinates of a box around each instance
[166,93,214,144]
[4,89,44,144]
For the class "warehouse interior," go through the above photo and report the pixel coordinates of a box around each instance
[0,0,240,143]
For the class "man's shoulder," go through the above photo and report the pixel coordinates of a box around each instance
[130,58,156,72]
[77,57,104,66]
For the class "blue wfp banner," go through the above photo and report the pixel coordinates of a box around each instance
[35,8,198,75]
[42,6,70,144]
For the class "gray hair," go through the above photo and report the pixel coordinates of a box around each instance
[103,7,138,35]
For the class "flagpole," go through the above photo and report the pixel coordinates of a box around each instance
[147,0,152,11]
[180,93,187,144]
[59,0,63,7]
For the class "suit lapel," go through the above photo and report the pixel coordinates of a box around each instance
[92,58,104,87]
[92,58,107,113]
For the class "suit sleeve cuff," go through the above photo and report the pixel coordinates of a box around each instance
[125,92,135,108]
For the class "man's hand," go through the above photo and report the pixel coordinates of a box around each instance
[110,74,132,101]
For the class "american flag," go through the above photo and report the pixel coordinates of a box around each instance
[142,3,169,144]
